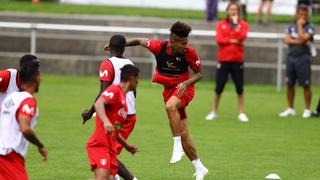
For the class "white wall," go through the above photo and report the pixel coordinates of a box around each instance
[60,0,297,15]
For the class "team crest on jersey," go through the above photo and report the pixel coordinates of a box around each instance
[100,159,107,166]
[99,70,108,77]
[22,104,35,116]
[118,108,127,119]
[166,61,176,69]
[114,122,123,131]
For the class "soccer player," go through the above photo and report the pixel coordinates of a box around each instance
[82,35,138,180]
[86,64,139,180]
[0,56,48,180]
[205,2,249,122]
[279,5,315,118]
[0,54,39,106]
[122,21,208,179]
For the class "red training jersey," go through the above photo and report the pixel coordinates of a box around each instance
[145,40,201,87]
[87,85,127,154]
[215,19,249,62]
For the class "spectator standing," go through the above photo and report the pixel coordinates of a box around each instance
[206,0,218,22]
[256,0,273,25]
[279,5,315,118]
[205,2,249,122]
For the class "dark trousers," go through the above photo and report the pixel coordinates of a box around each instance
[206,0,218,21]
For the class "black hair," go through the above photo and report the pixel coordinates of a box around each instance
[20,56,40,84]
[120,64,140,82]
[19,54,38,70]
[170,21,192,38]
[109,35,126,55]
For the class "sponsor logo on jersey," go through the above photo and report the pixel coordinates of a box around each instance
[114,121,123,131]
[102,91,114,99]
[22,104,35,116]
[166,61,176,69]
[99,70,108,77]
[146,39,151,47]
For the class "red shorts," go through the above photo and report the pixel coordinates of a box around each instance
[115,114,137,154]
[163,85,195,120]
[0,152,28,180]
[86,146,118,176]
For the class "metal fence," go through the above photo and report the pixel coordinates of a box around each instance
[0,21,319,91]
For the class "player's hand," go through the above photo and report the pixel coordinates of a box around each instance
[82,109,93,125]
[38,147,48,161]
[125,144,139,155]
[103,121,114,135]
[297,18,306,26]
[176,82,187,97]
[103,43,110,52]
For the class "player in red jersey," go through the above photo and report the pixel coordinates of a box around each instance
[86,64,139,180]
[82,35,138,180]
[0,55,48,180]
[0,54,40,107]
[120,21,208,180]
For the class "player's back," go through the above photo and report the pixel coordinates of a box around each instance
[0,91,38,157]
[0,69,21,106]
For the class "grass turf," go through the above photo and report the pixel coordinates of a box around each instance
[25,75,320,180]
[0,1,319,24]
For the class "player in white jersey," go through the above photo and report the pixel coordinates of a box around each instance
[0,55,47,180]
[82,35,138,180]
[0,54,41,107]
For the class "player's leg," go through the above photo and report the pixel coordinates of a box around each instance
[206,62,229,120]
[165,96,185,163]
[264,0,273,23]
[117,159,134,180]
[256,0,264,24]
[297,56,312,118]
[180,119,208,179]
[280,57,296,117]
[231,62,248,122]
[94,168,114,180]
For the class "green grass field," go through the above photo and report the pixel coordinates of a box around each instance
[25,75,320,180]
[0,1,320,24]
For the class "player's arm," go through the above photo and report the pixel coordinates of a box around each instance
[284,34,304,45]
[18,114,48,161]
[82,81,111,124]
[116,135,139,155]
[94,97,114,134]
[126,38,148,47]
[176,68,202,97]
[297,19,312,43]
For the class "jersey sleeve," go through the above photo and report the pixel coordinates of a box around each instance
[306,25,315,37]
[185,47,202,72]
[285,25,291,35]
[99,60,115,82]
[0,70,11,92]
[145,39,162,56]
[16,97,37,121]
[100,86,119,105]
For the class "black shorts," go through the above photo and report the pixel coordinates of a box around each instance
[215,62,244,95]
[286,55,311,87]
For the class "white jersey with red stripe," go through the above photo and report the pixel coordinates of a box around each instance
[0,91,38,157]
[108,56,135,115]
[0,69,20,106]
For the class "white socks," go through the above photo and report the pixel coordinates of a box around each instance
[192,158,206,171]
[173,136,183,151]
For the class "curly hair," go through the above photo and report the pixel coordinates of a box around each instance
[170,21,192,38]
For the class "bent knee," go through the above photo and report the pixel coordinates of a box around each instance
[165,103,177,112]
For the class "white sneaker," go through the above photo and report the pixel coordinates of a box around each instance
[205,112,217,120]
[238,113,249,122]
[279,108,296,117]
[170,149,185,164]
[193,167,209,180]
[114,174,120,180]
[302,109,311,118]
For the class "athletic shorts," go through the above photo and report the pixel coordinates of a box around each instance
[215,62,244,95]
[286,55,311,87]
[115,114,137,154]
[86,146,118,176]
[0,152,28,180]
[163,85,194,120]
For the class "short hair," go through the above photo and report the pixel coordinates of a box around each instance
[109,35,126,54]
[170,21,192,38]
[297,4,309,13]
[20,57,40,84]
[19,54,38,70]
[226,2,241,19]
[120,64,140,82]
